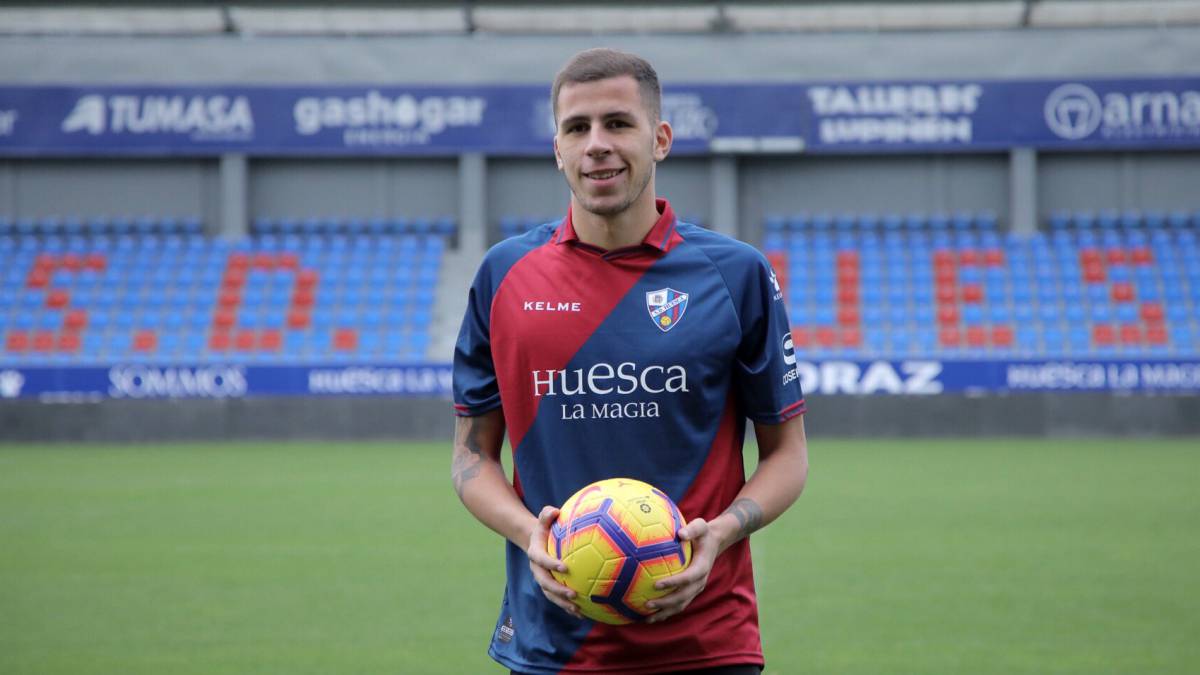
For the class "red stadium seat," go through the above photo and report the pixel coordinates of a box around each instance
[291,289,315,308]
[235,329,257,351]
[278,252,300,270]
[961,284,983,303]
[287,310,310,329]
[1080,249,1102,266]
[1083,262,1105,283]
[790,327,810,348]
[253,253,276,270]
[933,250,954,266]
[46,289,70,309]
[133,330,157,352]
[222,269,246,289]
[213,309,237,329]
[1130,247,1153,265]
[937,306,959,325]
[936,285,956,304]
[61,253,83,272]
[1111,282,1134,303]
[57,331,81,353]
[32,330,55,352]
[935,266,956,285]
[35,253,57,270]
[958,249,980,266]
[63,309,88,331]
[1119,324,1141,345]
[836,267,859,285]
[991,325,1014,347]
[983,249,1005,267]
[228,253,251,270]
[1146,325,1168,345]
[837,307,859,326]
[5,331,29,352]
[209,330,231,352]
[334,328,359,351]
[260,329,282,352]
[965,326,987,347]
[26,269,50,289]
[815,327,837,348]
[839,327,862,347]
[1105,248,1126,265]
[1092,324,1115,346]
[218,290,241,309]
[837,287,858,306]
[939,326,961,347]
[84,253,107,271]
[1140,302,1164,323]
[296,269,318,290]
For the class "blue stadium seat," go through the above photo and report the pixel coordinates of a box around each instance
[1166,211,1190,229]
[1120,210,1142,229]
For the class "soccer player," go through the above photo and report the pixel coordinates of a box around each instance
[452,48,809,675]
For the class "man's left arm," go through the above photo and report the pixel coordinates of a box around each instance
[647,413,808,623]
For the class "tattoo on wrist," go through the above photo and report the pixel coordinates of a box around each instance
[723,498,764,538]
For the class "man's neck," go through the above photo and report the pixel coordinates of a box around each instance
[571,193,662,251]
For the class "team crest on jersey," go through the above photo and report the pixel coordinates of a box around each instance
[646,288,689,332]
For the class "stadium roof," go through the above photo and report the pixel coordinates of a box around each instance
[0,1,1198,36]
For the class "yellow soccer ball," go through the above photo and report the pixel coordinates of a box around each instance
[547,478,692,625]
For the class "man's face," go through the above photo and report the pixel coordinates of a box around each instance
[553,76,672,219]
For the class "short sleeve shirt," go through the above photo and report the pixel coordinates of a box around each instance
[453,198,805,675]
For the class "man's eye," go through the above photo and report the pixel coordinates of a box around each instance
[565,124,586,134]
[608,120,629,128]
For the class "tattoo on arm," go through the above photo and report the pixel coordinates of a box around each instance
[451,417,487,499]
[723,498,765,539]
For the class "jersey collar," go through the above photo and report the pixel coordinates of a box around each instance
[555,198,678,255]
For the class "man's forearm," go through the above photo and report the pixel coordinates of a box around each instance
[458,458,538,547]
[709,416,809,554]
[452,412,538,547]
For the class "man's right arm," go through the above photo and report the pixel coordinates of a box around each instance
[452,409,537,547]
[451,408,582,618]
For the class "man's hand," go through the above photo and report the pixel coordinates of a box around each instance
[644,517,720,624]
[526,505,583,620]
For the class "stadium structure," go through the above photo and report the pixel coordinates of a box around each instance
[1,0,1199,438]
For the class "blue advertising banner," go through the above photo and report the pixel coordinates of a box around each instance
[1,360,1197,400]
[0,363,453,400]
[0,77,1197,156]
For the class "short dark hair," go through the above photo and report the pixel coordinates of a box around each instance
[551,48,662,123]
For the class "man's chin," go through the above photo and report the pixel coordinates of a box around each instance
[575,195,632,218]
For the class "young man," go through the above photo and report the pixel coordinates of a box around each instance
[452,48,809,675]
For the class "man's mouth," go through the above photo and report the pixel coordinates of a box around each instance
[584,168,625,180]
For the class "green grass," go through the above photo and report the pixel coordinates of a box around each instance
[1,439,1197,674]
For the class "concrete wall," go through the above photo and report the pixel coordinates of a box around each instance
[1038,151,1200,216]
[248,158,459,221]
[738,154,1011,237]
[2,394,1197,443]
[0,159,219,223]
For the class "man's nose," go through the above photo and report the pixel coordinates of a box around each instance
[585,127,612,156]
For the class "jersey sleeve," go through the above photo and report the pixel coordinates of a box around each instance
[733,252,807,424]
[452,261,502,417]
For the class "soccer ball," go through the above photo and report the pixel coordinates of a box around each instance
[547,477,692,625]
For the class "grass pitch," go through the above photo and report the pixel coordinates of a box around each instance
[1,438,1197,674]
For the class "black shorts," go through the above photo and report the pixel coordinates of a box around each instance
[511,666,762,675]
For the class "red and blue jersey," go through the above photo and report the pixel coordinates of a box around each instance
[453,198,806,675]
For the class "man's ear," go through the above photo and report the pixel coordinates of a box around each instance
[553,136,564,170]
[653,120,673,162]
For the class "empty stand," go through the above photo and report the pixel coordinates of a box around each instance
[1,216,449,364]
[763,210,1200,359]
